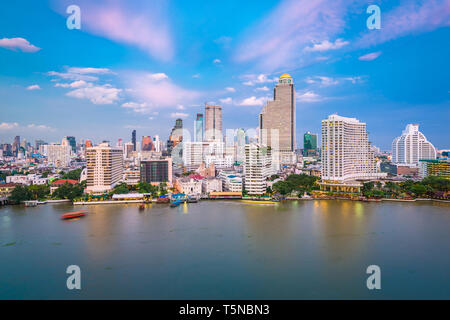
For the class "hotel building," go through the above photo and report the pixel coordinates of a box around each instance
[392,124,437,167]
[140,158,173,185]
[85,143,124,194]
[419,159,450,179]
[320,114,385,192]
[204,104,222,142]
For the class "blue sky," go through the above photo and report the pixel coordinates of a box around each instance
[0,0,449,150]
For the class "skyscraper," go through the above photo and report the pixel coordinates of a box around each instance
[167,119,183,156]
[132,130,137,151]
[321,114,382,182]
[66,136,76,154]
[142,136,155,151]
[303,132,318,156]
[12,136,20,157]
[205,104,222,142]
[259,74,296,155]
[194,113,204,142]
[140,158,173,184]
[244,143,274,195]
[392,124,436,166]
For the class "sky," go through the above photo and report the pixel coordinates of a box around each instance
[0,0,449,151]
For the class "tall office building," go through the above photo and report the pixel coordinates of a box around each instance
[85,143,124,194]
[303,132,318,156]
[392,124,436,166]
[167,119,183,155]
[140,158,173,184]
[321,114,382,182]
[141,136,155,151]
[132,130,137,151]
[259,74,296,163]
[65,136,76,154]
[12,136,20,157]
[244,143,274,195]
[195,113,204,142]
[205,104,222,142]
[153,135,161,152]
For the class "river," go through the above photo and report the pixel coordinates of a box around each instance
[1,200,449,299]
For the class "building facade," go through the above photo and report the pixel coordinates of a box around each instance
[419,159,450,179]
[85,143,124,194]
[244,143,273,195]
[204,104,222,142]
[259,73,296,165]
[321,114,382,183]
[392,124,437,167]
[194,113,204,142]
[47,144,71,168]
[140,158,173,185]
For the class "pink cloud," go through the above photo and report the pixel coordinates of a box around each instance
[356,0,450,47]
[0,37,40,52]
[54,0,173,61]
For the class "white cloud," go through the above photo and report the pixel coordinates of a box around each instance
[297,91,322,102]
[192,74,201,78]
[26,84,41,90]
[55,80,90,88]
[225,87,236,92]
[67,85,122,104]
[177,104,185,110]
[238,96,268,106]
[213,59,222,64]
[214,36,232,48]
[219,97,233,104]
[0,122,19,130]
[27,124,55,131]
[121,102,150,113]
[304,39,349,52]
[67,67,113,75]
[48,71,99,82]
[305,76,338,86]
[0,37,40,52]
[358,51,382,61]
[147,73,169,81]
[242,74,277,86]
[255,86,270,92]
[170,112,188,118]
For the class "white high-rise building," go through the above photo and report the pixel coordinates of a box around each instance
[244,143,274,195]
[392,124,436,167]
[47,144,71,168]
[321,114,383,182]
[85,143,124,194]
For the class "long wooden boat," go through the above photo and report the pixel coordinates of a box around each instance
[61,211,86,220]
[170,200,182,207]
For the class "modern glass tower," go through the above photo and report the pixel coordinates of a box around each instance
[303,132,317,156]
[194,113,204,142]
[132,130,136,151]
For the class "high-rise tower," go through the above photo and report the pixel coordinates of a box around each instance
[205,104,222,142]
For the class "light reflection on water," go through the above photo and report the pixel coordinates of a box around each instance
[0,200,449,299]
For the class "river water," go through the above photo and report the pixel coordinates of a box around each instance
[0,200,449,299]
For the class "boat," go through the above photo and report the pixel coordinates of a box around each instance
[24,200,38,207]
[241,200,277,205]
[157,197,170,203]
[187,196,198,203]
[61,211,86,220]
[139,203,145,210]
[170,200,182,207]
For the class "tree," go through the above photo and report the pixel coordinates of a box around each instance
[112,183,129,194]
[61,168,82,181]
[28,185,50,200]
[273,181,293,195]
[409,184,427,197]
[8,185,33,203]
[53,183,84,201]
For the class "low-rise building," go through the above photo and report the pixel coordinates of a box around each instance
[419,159,450,179]
[202,178,222,194]
[175,177,202,195]
[50,179,78,193]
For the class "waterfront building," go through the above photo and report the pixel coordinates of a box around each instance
[204,104,222,142]
[303,132,318,157]
[419,159,450,179]
[123,168,141,186]
[85,143,124,194]
[175,177,202,195]
[140,158,172,185]
[47,144,71,167]
[202,177,223,194]
[320,114,386,192]
[392,124,437,166]
[259,73,296,166]
[220,173,243,193]
[244,143,274,195]
[195,113,204,142]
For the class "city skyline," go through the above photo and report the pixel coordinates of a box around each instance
[0,0,449,150]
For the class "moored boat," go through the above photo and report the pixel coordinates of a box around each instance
[61,211,86,220]
[170,200,182,207]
